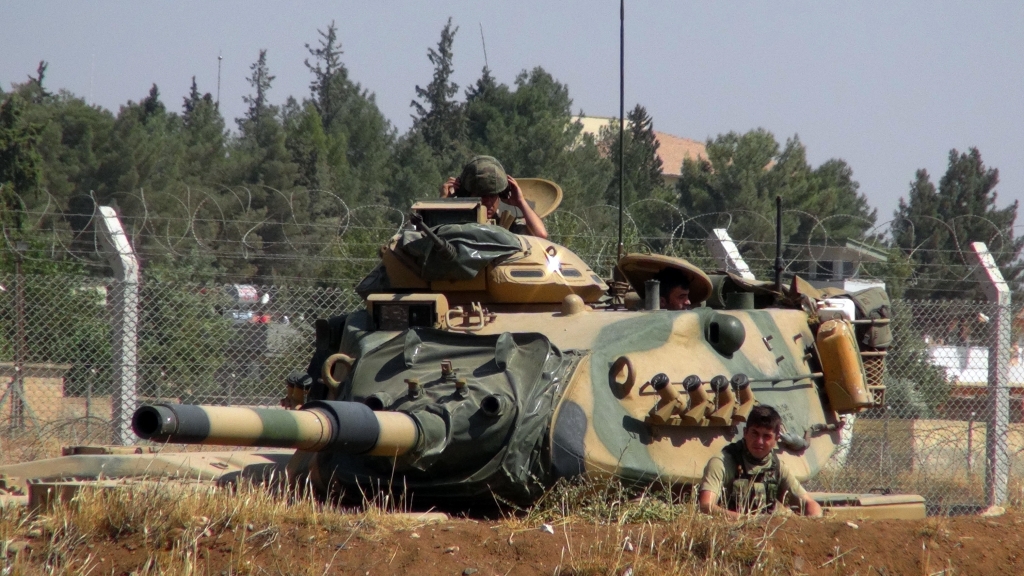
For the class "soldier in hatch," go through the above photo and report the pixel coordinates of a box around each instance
[699,405,823,519]
[655,267,693,310]
[440,155,548,239]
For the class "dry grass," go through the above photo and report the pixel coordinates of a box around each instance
[0,473,804,576]
[0,474,446,576]
[500,476,793,575]
[0,421,110,465]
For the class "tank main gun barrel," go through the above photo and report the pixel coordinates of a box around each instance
[132,401,419,457]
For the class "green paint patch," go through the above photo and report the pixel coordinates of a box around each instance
[257,410,303,447]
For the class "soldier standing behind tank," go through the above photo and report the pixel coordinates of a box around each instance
[699,405,823,519]
[440,155,548,239]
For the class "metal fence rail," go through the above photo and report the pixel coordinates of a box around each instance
[2,272,1023,510]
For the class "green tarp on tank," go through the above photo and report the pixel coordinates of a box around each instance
[396,223,522,281]
[311,324,582,505]
[355,223,523,295]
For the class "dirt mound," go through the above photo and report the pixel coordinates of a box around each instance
[5,510,1023,575]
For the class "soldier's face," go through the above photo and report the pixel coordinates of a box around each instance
[660,286,691,310]
[480,194,500,218]
[743,425,778,460]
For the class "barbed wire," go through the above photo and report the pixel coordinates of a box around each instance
[2,188,1020,291]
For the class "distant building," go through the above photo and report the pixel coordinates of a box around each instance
[801,239,888,292]
[573,116,707,187]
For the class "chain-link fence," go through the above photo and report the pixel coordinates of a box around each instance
[807,299,1023,512]
[2,271,1023,511]
[0,273,363,461]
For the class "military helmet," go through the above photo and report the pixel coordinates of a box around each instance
[459,156,509,197]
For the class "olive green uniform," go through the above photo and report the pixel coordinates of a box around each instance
[700,440,808,514]
[493,209,528,235]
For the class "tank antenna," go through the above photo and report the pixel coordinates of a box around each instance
[774,195,783,293]
[216,51,223,107]
[479,23,489,70]
[616,0,625,261]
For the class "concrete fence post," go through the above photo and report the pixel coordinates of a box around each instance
[706,229,756,281]
[969,241,1010,507]
[96,206,140,445]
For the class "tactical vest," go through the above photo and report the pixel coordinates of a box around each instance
[722,441,782,514]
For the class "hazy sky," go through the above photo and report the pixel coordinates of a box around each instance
[3,1,1022,227]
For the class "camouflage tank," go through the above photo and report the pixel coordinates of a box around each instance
[0,182,922,518]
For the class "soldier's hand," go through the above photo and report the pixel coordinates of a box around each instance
[505,175,526,207]
[440,177,459,198]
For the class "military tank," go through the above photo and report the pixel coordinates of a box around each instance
[0,183,923,518]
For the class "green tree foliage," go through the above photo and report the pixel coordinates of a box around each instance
[0,94,43,232]
[181,77,227,183]
[598,105,677,252]
[602,104,666,207]
[299,21,394,208]
[96,84,184,209]
[464,66,611,213]
[386,18,467,210]
[387,130,443,210]
[411,17,467,175]
[892,148,1022,300]
[136,275,232,403]
[677,129,876,277]
[18,88,115,211]
[233,50,305,281]
[0,248,110,398]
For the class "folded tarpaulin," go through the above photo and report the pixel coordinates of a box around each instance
[395,223,523,281]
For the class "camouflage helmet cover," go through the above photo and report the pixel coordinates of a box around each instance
[459,155,509,197]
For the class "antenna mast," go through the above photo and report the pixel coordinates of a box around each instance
[216,52,223,107]
[617,0,625,261]
[775,195,783,293]
[479,23,489,70]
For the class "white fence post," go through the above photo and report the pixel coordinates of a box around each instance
[706,228,756,280]
[96,206,140,446]
[969,241,1010,507]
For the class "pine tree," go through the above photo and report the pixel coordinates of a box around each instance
[603,104,665,207]
[677,129,876,277]
[892,148,1022,299]
[181,77,226,181]
[304,21,347,132]
[300,24,394,206]
[411,17,466,174]
[240,50,275,134]
[0,95,43,232]
[141,84,165,122]
[25,61,51,104]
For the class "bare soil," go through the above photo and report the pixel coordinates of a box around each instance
[6,510,1024,575]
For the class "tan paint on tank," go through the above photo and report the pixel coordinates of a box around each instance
[551,356,622,474]
[197,406,334,451]
[610,313,734,482]
[200,407,266,447]
[749,310,836,481]
[289,409,336,451]
[605,313,731,422]
[369,412,419,456]
[552,309,842,485]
